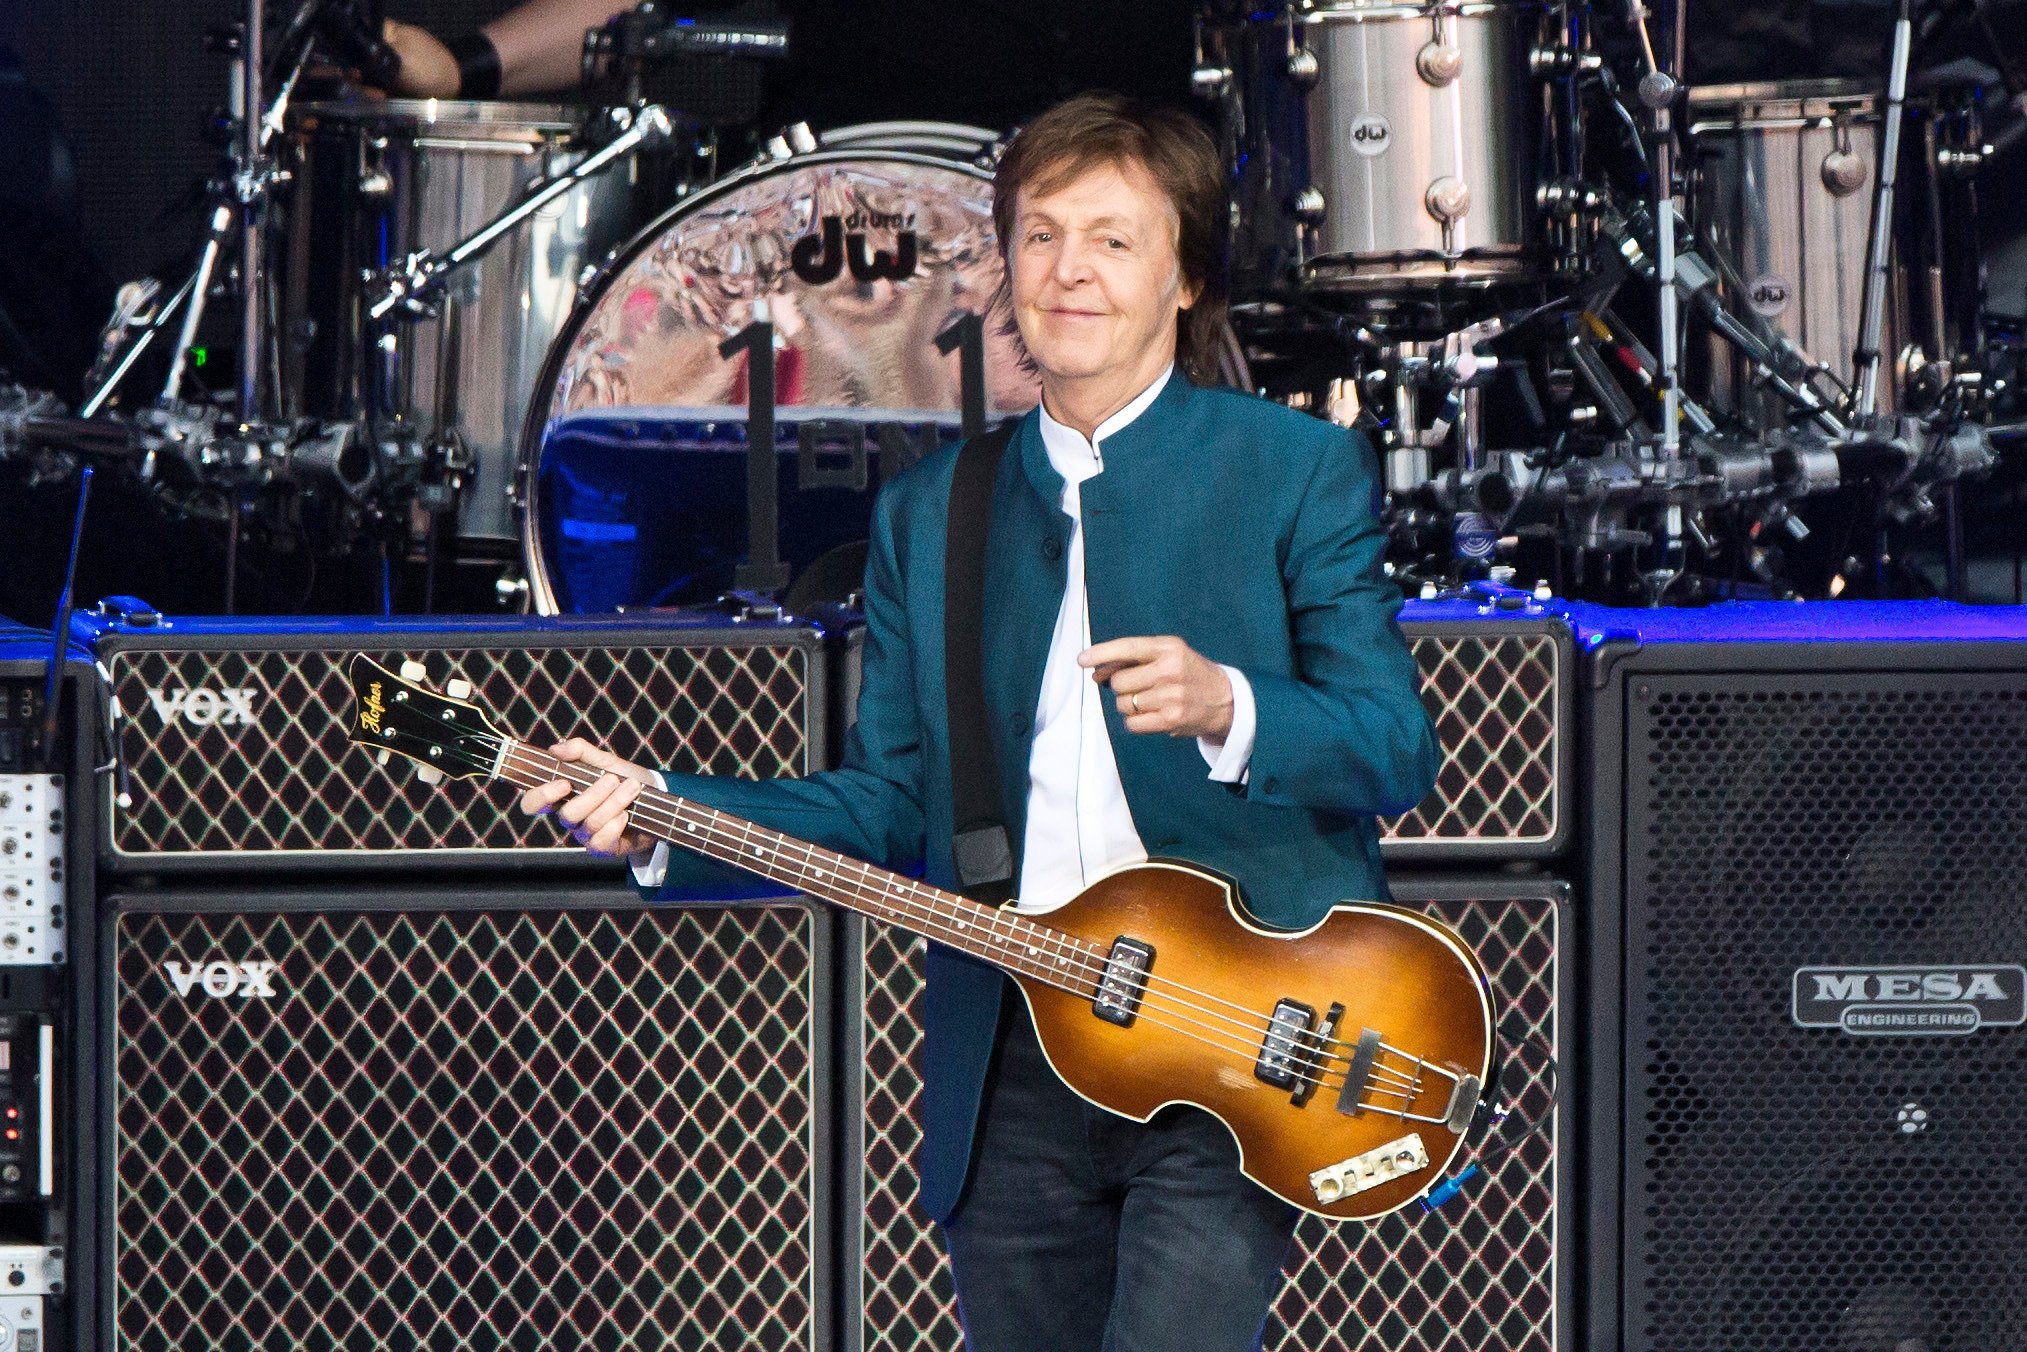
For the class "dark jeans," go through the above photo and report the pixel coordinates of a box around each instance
[940,1005,1300,1352]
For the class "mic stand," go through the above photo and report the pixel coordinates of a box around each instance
[365,104,677,321]
[1623,0,1686,601]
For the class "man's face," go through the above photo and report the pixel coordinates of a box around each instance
[1008,159,1197,388]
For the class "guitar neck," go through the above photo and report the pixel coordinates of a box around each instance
[492,739,1100,991]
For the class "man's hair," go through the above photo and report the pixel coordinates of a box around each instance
[991,92,1229,385]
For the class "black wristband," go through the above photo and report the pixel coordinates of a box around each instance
[448,30,502,99]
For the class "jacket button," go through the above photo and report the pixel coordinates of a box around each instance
[1012,713,1031,735]
[1262,777,1280,795]
[1043,539,1062,561]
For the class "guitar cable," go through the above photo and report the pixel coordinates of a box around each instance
[1420,1029,1561,1213]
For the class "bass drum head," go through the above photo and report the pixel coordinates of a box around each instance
[521,135,1038,615]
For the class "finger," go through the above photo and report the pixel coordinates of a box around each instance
[1121,710,1173,736]
[553,739,652,783]
[1115,686,1167,718]
[518,778,574,816]
[1078,637,1167,671]
[579,778,642,842]
[556,773,622,828]
[1105,664,1168,696]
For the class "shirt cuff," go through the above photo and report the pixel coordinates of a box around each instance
[631,840,672,888]
[1199,664,1256,784]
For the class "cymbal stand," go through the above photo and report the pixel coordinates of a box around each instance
[1853,0,1915,418]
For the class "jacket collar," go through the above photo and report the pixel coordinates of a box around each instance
[1018,366,1195,504]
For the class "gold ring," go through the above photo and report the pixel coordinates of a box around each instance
[1130,692,1143,713]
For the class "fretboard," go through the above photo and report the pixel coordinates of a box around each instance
[494,740,1104,994]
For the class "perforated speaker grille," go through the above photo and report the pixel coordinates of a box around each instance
[112,903,823,1352]
[852,886,1561,1352]
[1625,673,2027,1351]
[1382,628,1564,856]
[104,632,814,865]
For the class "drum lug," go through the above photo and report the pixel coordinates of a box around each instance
[1425,177,1471,224]
[1292,186,1327,227]
[1416,40,1463,87]
[1286,46,1320,88]
[1192,63,1235,100]
[1821,147,1868,196]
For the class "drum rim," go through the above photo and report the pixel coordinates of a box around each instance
[1685,78,1885,111]
[289,97,587,133]
[515,143,1000,615]
[1290,1,1522,22]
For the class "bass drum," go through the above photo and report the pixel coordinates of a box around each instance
[518,124,1039,615]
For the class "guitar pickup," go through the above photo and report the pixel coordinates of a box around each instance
[1092,937,1154,1026]
[1254,999,1316,1090]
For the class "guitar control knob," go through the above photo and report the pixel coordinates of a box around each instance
[399,660,427,682]
[415,766,444,786]
[444,678,473,700]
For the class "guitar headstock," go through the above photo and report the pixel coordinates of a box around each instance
[345,654,509,786]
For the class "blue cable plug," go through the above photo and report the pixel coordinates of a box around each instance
[1419,1163,1482,1213]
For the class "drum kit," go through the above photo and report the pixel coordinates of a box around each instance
[0,0,2017,608]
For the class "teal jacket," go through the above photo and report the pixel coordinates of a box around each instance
[641,370,1438,1222]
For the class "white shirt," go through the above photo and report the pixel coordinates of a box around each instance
[633,366,1257,897]
[1015,368,1255,914]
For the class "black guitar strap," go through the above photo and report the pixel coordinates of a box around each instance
[944,419,1019,904]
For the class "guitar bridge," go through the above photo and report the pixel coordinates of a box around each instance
[1092,937,1154,1026]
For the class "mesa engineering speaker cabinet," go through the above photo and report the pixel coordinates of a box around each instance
[76,606,831,873]
[843,874,1571,1352]
[96,885,835,1352]
[1578,601,2027,1352]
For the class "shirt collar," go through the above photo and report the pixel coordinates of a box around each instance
[1036,363,1175,480]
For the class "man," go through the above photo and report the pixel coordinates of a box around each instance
[523,93,1437,1351]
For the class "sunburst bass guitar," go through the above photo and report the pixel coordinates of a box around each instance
[345,653,1495,1221]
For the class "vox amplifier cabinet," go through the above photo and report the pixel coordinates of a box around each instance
[843,875,1571,1352]
[75,606,831,874]
[96,886,835,1352]
[823,596,1573,864]
[1579,601,2027,1352]
[1386,599,1573,862]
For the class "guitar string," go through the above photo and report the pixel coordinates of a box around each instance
[457,733,1438,1102]
[491,741,1439,1103]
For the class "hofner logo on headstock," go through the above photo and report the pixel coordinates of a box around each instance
[791,211,919,285]
[359,680,386,736]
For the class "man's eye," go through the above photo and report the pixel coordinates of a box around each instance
[1027,231,1052,244]
[1106,238,1129,250]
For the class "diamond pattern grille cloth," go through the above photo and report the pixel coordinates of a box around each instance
[115,905,818,1351]
[857,892,1559,1352]
[107,640,811,859]
[1384,632,1561,849]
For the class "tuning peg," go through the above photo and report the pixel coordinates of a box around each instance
[444,678,473,700]
[376,749,391,767]
[399,659,427,681]
[414,765,444,786]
